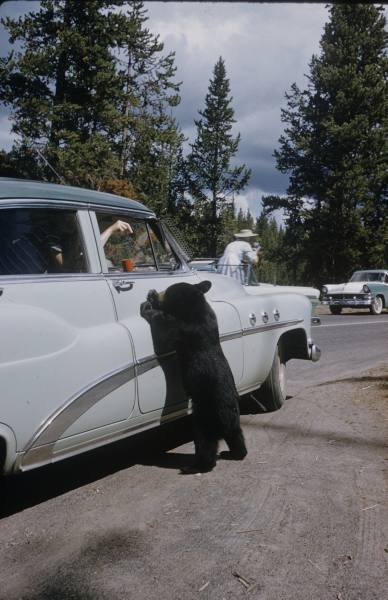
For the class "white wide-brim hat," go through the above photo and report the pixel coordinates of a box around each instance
[234,229,258,239]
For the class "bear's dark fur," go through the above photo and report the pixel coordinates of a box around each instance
[147,280,247,473]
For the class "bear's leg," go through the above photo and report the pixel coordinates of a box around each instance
[181,431,218,474]
[194,433,218,471]
[223,427,247,460]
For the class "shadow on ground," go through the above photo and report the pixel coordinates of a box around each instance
[0,417,194,519]
[0,394,270,518]
[246,418,388,451]
[1,528,146,600]
[317,374,388,390]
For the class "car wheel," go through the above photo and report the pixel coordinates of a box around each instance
[329,306,342,315]
[370,296,383,315]
[256,344,286,412]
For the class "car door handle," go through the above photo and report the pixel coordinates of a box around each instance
[112,279,134,293]
[0,288,3,297]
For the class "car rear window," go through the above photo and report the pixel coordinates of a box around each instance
[0,207,88,275]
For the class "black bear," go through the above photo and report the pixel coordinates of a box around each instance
[147,280,247,473]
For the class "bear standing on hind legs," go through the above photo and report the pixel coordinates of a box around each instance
[147,280,247,474]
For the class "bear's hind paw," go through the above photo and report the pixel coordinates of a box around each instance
[218,449,247,461]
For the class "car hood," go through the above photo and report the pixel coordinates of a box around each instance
[324,282,366,294]
[196,272,319,301]
[245,283,320,299]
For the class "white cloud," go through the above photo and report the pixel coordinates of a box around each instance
[234,187,264,219]
[145,2,329,197]
[234,188,286,228]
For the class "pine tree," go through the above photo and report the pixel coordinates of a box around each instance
[263,4,388,285]
[254,214,291,285]
[187,57,251,257]
[0,0,182,202]
[0,0,129,185]
[117,1,182,213]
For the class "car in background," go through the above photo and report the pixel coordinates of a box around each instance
[321,270,388,315]
[0,178,320,477]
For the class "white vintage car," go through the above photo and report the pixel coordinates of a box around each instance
[0,178,321,476]
[188,258,321,315]
[321,270,388,315]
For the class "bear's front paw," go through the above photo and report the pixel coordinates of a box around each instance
[147,289,160,308]
[140,300,152,319]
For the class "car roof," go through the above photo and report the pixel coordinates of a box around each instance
[0,178,154,215]
[354,269,387,273]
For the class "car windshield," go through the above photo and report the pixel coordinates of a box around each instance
[350,271,385,282]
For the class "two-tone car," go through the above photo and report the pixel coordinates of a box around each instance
[321,270,388,315]
[0,178,320,476]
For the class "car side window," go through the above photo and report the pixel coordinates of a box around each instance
[96,213,180,273]
[0,207,87,275]
[148,220,179,271]
[96,212,156,272]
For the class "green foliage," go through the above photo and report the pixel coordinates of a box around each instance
[187,57,251,257]
[235,207,255,232]
[0,0,128,184]
[264,4,388,285]
[117,1,183,214]
[98,178,138,199]
[0,0,182,209]
[254,213,291,285]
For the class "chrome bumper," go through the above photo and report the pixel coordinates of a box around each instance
[322,298,372,307]
[308,342,321,362]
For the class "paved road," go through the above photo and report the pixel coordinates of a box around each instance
[289,313,388,393]
[1,313,387,600]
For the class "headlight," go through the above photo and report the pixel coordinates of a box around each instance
[363,284,370,293]
[322,286,328,294]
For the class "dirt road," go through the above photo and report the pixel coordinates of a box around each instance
[1,365,387,600]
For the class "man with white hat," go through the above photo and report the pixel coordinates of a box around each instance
[217,229,261,283]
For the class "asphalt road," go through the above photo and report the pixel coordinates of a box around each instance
[289,312,388,392]
[1,313,387,600]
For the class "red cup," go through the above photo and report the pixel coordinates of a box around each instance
[122,258,135,272]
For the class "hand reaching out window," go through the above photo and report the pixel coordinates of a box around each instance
[100,220,133,247]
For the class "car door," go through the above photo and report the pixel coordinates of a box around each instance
[91,209,244,416]
[0,204,136,469]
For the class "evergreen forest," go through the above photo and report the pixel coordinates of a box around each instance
[1,2,387,286]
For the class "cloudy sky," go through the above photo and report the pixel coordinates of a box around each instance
[0,1,332,217]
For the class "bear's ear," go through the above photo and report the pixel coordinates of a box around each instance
[196,280,212,294]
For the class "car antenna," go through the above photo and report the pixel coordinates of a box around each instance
[28,140,67,185]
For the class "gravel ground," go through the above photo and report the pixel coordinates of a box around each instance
[0,365,387,600]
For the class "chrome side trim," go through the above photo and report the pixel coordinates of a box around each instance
[241,319,304,336]
[0,274,106,284]
[18,404,192,473]
[220,330,243,342]
[136,351,176,376]
[22,363,136,466]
